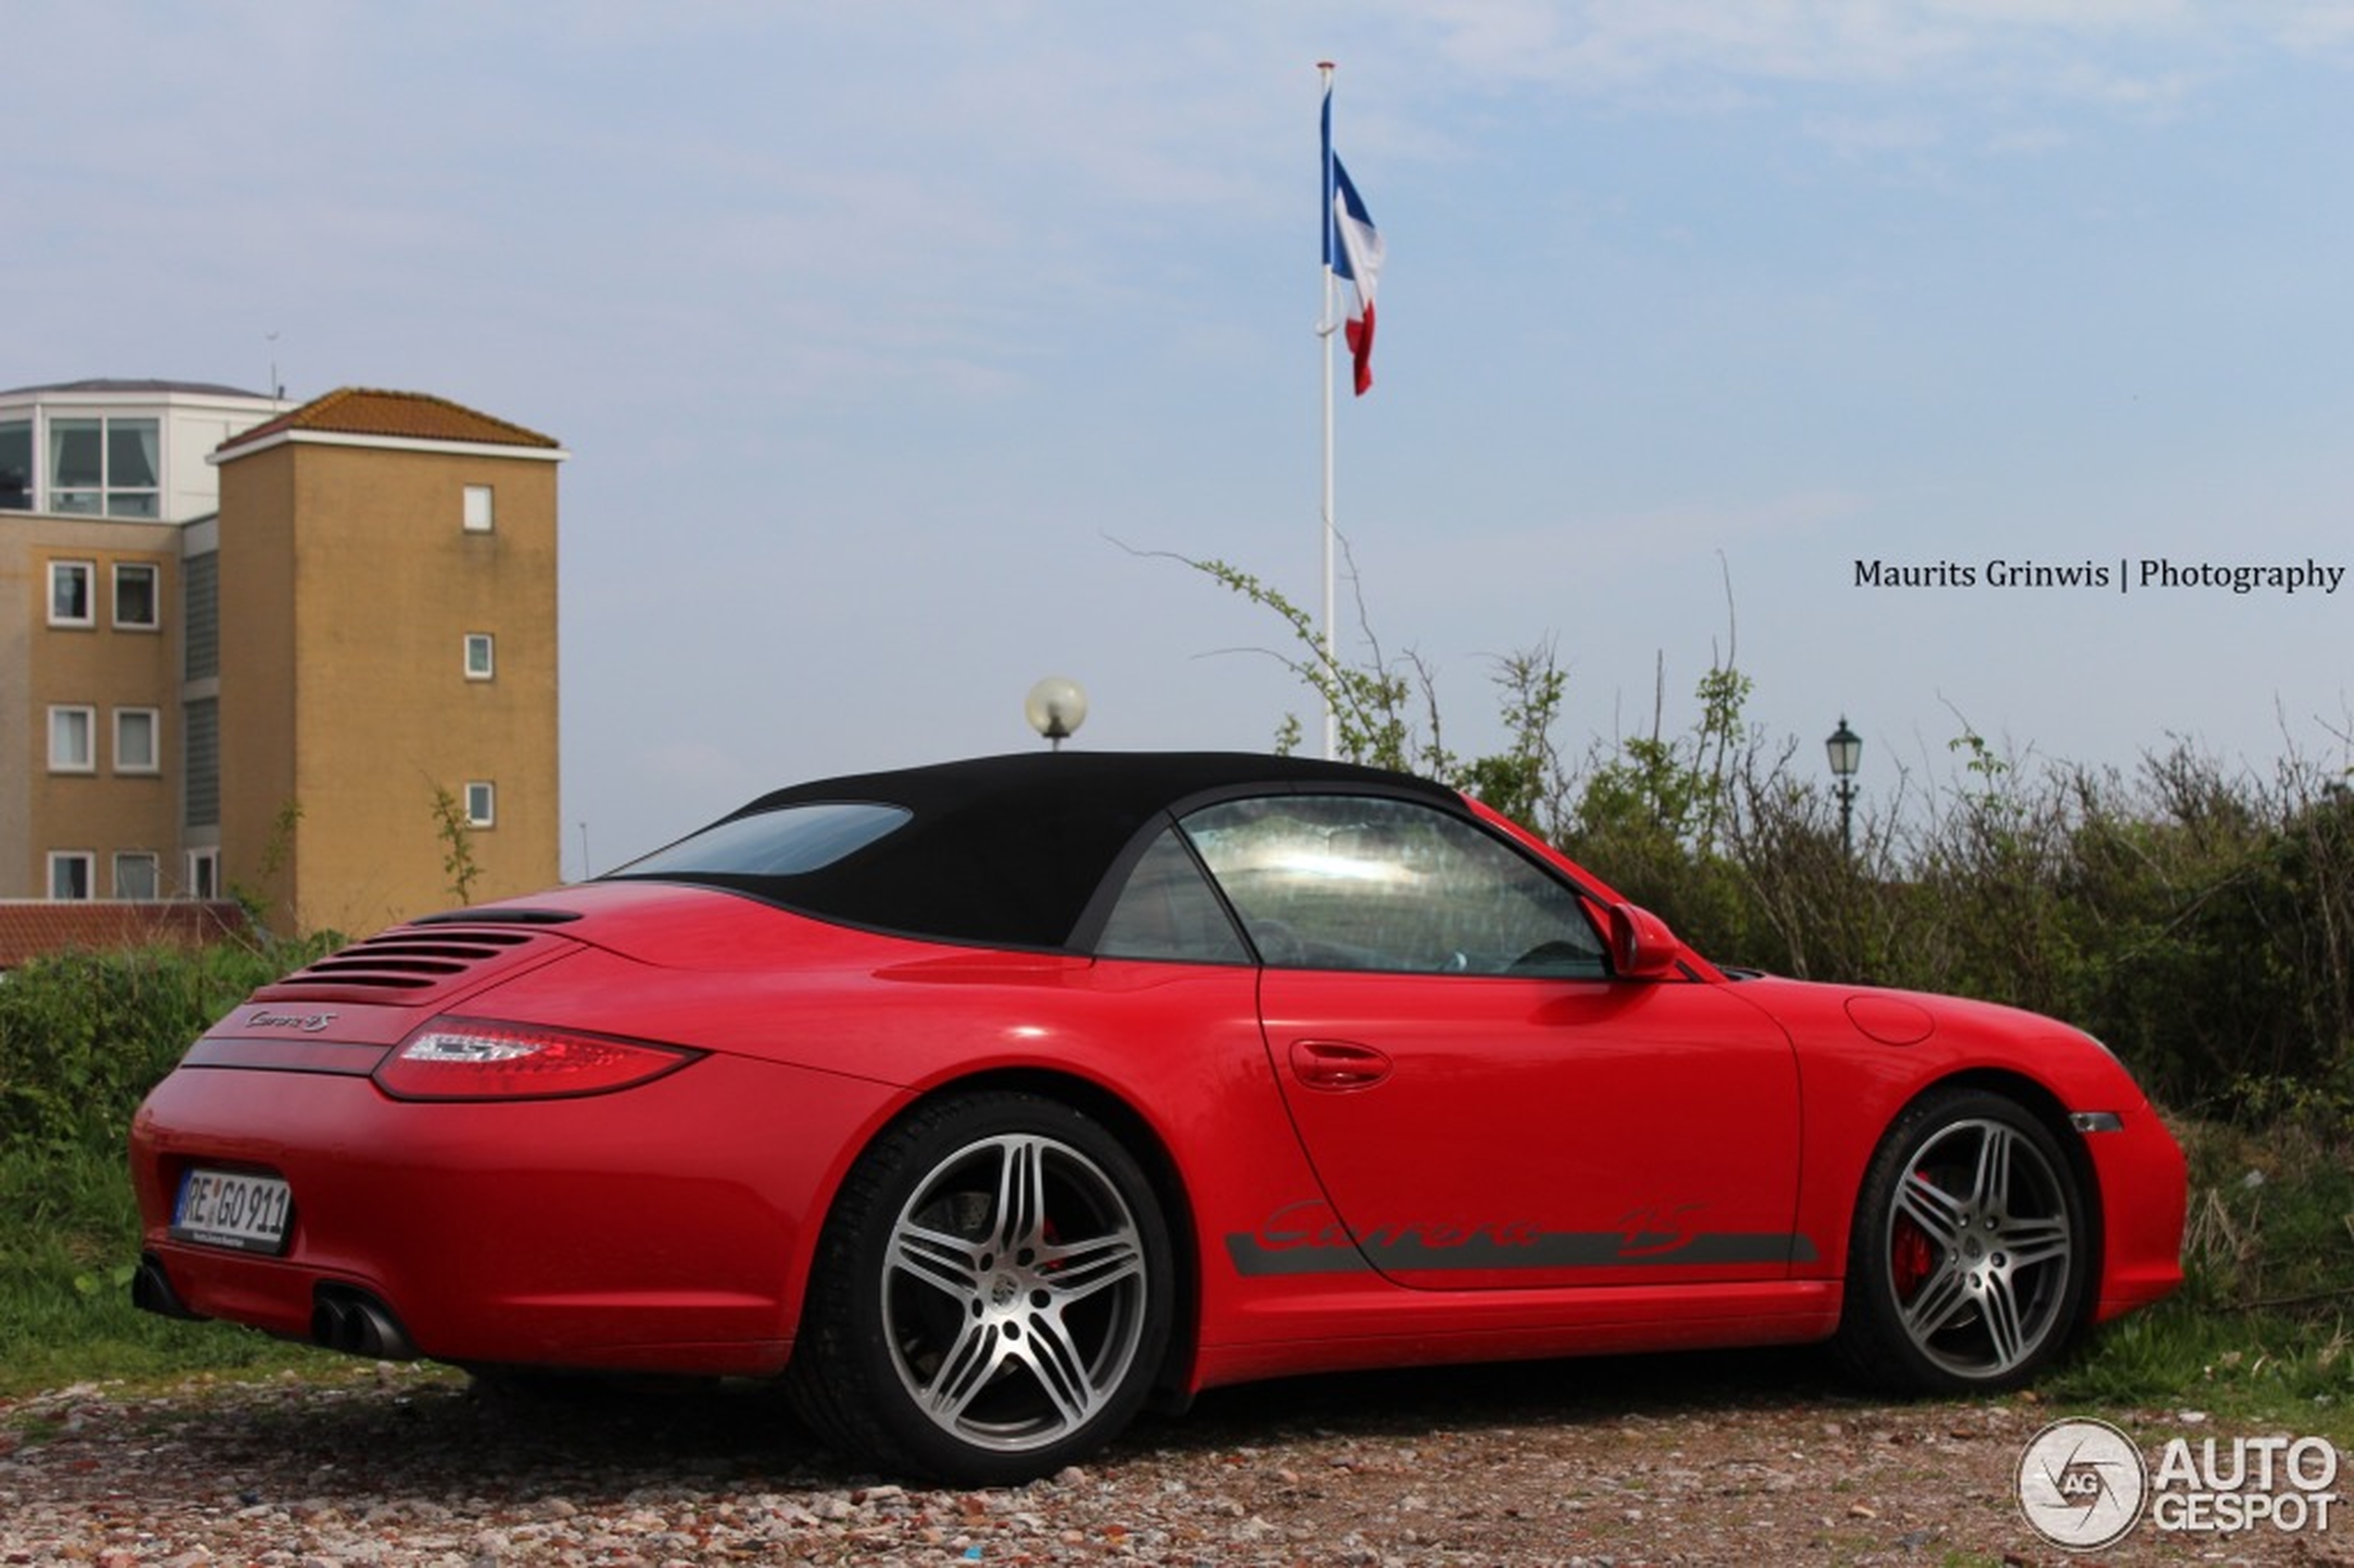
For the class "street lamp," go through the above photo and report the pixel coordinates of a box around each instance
[1024,677,1088,751]
[1826,716,1862,856]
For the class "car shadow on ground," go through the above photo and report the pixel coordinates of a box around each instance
[1141,1344,1872,1455]
[165,1343,1880,1503]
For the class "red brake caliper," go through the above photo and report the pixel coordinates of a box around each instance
[1891,1173,1935,1300]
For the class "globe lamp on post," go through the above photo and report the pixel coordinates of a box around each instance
[1024,677,1088,752]
[1826,716,1863,857]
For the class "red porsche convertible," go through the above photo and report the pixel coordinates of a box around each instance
[131,752,2184,1483]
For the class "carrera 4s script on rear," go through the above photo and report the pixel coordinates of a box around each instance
[131,752,2185,1484]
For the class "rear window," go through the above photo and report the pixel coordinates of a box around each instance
[611,802,911,879]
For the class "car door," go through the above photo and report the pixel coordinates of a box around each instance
[1181,791,1805,1292]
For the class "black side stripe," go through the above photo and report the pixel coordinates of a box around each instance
[1226,1230,1819,1276]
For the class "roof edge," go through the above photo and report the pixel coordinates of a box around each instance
[210,428,569,466]
[215,386,562,457]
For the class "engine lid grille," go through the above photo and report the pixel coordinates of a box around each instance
[255,917,576,1005]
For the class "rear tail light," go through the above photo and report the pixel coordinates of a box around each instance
[374,1018,700,1101]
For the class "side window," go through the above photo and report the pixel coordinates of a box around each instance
[114,853,159,900]
[114,563,160,629]
[0,418,29,509]
[49,852,95,900]
[1180,794,1606,977]
[114,708,160,774]
[1096,828,1250,964]
[48,705,96,772]
[49,561,95,626]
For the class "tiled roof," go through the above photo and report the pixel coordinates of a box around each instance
[217,386,561,454]
[0,902,250,970]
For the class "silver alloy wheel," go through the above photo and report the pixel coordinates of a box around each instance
[1882,1116,2075,1378]
[881,1132,1153,1454]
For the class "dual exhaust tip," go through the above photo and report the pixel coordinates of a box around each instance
[131,1254,419,1362]
[310,1287,421,1361]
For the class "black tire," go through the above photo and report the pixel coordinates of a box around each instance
[1831,1087,2090,1394]
[786,1091,1174,1485]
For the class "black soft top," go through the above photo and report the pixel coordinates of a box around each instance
[614,751,1458,949]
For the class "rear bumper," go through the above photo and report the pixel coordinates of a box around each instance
[130,1049,905,1374]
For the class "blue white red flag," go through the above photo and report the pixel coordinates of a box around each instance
[1323,88,1383,396]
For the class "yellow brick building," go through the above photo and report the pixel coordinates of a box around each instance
[2,379,565,939]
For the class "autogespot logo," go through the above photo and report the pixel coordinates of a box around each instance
[2019,1419,2345,1550]
[2018,1419,2147,1551]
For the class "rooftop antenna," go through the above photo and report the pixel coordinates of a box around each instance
[266,331,284,404]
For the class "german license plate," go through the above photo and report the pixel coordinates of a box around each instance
[171,1169,293,1255]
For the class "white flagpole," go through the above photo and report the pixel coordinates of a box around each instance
[1318,61,1339,759]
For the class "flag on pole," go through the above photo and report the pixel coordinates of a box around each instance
[1322,86,1384,396]
[1332,159,1382,395]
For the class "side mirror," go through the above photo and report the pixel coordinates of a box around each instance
[1607,902,1686,980]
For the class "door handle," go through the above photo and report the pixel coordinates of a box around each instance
[1288,1038,1392,1091]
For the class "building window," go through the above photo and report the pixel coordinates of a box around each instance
[50,420,102,512]
[0,419,29,510]
[465,781,497,828]
[184,552,220,680]
[114,853,160,901]
[49,561,95,626]
[464,633,496,680]
[184,698,220,828]
[48,705,95,772]
[108,420,162,516]
[49,416,160,518]
[49,852,95,901]
[188,848,221,900]
[462,485,495,532]
[114,563,160,629]
[115,708,160,774]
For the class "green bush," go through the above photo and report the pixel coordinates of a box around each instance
[0,937,347,1394]
[1556,707,2354,1121]
[0,937,338,1155]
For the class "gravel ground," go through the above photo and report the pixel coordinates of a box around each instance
[1,1350,2345,1566]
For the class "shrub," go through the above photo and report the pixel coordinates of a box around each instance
[0,938,337,1155]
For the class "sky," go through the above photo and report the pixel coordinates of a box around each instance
[14,2,2354,875]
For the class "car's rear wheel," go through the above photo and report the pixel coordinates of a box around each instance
[1833,1087,2089,1393]
[787,1091,1173,1485]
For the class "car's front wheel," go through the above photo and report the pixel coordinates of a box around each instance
[787,1091,1174,1485]
[1833,1087,2090,1393]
